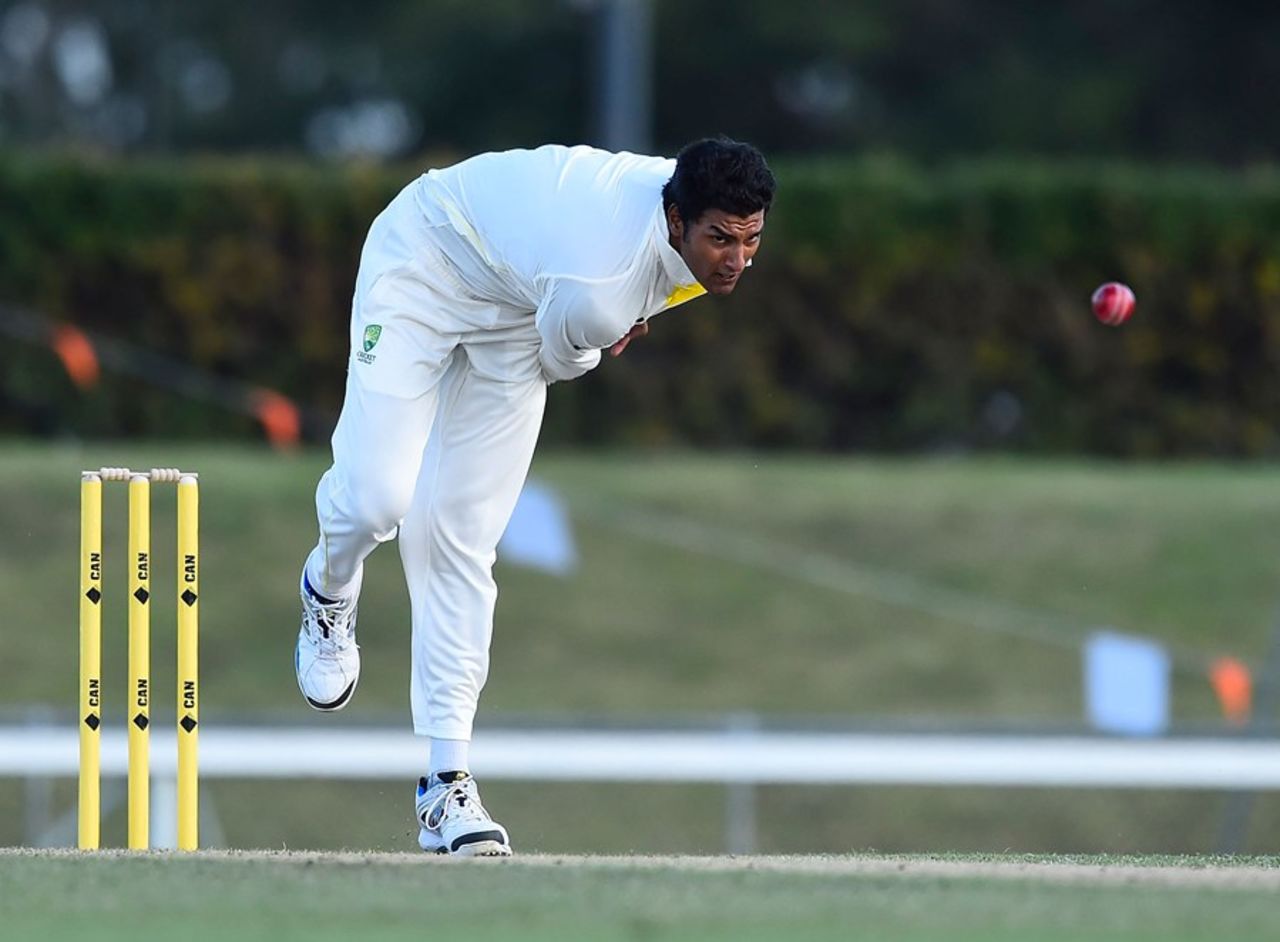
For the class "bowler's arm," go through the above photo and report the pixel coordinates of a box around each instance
[534,277,634,383]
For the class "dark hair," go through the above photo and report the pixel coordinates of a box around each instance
[662,137,776,227]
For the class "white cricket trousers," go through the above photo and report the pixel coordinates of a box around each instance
[307,356,545,739]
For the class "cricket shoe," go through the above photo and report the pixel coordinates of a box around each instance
[294,570,361,711]
[416,771,512,856]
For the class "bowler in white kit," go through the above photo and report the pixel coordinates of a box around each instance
[293,138,776,855]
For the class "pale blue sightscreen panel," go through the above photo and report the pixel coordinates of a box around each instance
[498,479,578,576]
[1084,630,1171,736]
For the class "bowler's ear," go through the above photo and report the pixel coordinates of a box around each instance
[665,203,684,243]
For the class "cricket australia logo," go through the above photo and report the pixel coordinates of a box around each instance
[356,324,382,365]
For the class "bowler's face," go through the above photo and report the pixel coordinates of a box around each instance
[668,206,765,296]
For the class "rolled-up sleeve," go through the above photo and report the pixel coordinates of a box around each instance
[534,276,632,383]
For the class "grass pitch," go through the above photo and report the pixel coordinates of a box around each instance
[3,850,1279,942]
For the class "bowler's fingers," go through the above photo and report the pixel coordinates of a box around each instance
[609,321,649,357]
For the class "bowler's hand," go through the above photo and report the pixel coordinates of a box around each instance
[609,321,649,357]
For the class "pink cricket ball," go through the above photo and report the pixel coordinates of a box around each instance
[1091,282,1136,326]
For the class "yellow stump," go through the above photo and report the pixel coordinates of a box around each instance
[78,474,103,850]
[176,475,200,850]
[127,474,151,850]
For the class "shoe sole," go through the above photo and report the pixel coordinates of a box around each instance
[295,645,358,711]
[452,840,512,857]
[301,677,357,712]
[418,828,512,857]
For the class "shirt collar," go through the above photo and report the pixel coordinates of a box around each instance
[652,203,700,291]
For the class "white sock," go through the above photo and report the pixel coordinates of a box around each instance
[428,738,470,778]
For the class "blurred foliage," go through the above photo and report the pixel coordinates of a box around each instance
[3,1,1280,161]
[4,152,1280,455]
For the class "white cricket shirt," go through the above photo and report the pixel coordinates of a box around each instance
[411,144,708,382]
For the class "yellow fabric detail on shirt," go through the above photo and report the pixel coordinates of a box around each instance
[663,283,707,309]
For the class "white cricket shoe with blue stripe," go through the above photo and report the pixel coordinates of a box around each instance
[294,570,361,711]
[416,772,512,856]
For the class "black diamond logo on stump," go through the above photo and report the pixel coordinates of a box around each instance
[84,714,100,731]
[134,588,149,604]
[85,587,101,604]
[181,589,198,607]
[133,714,149,730]
[181,715,198,733]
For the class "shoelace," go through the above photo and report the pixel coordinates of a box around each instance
[302,593,357,655]
[421,779,491,830]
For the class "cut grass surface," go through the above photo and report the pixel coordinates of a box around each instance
[2,850,1279,942]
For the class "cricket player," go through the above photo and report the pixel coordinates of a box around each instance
[294,138,776,855]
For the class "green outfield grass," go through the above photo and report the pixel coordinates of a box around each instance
[4,442,1276,719]
[2,442,1279,854]
[3,851,1278,942]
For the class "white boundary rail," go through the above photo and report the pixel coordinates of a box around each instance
[4,725,1280,789]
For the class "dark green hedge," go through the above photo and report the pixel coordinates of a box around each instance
[4,151,1280,455]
